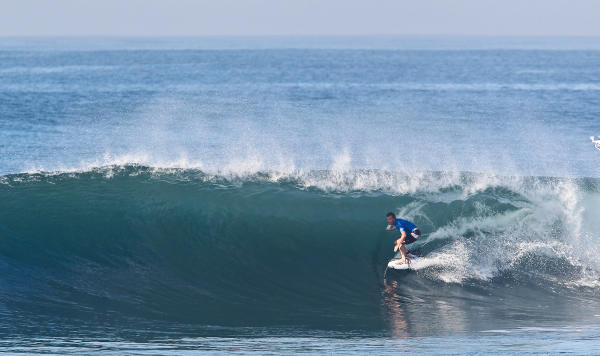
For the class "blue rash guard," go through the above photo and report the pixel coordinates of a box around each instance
[393,218,420,244]
[394,218,418,233]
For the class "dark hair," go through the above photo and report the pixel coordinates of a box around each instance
[386,212,396,218]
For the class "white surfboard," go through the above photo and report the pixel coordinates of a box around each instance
[387,255,420,270]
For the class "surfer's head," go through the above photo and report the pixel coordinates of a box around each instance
[386,212,396,225]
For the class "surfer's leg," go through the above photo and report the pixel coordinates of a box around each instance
[400,244,409,263]
[394,239,408,263]
[399,234,417,263]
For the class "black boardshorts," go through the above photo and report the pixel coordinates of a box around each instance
[404,229,421,244]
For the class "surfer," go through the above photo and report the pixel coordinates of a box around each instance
[591,136,600,151]
[386,212,421,264]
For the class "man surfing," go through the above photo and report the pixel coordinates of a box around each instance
[386,212,421,264]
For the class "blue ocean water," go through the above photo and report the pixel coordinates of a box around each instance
[1,37,600,354]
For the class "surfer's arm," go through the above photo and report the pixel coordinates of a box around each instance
[393,231,407,252]
[398,230,406,244]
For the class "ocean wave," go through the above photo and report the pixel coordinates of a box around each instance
[1,165,599,325]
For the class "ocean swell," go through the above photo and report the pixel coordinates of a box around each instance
[1,165,599,327]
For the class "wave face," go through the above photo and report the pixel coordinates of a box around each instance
[1,166,600,333]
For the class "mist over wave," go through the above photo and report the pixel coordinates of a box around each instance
[3,48,599,178]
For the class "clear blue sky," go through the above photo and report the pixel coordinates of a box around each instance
[1,0,599,37]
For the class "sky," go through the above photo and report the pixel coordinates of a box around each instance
[1,0,599,37]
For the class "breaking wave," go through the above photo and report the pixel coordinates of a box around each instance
[1,165,599,328]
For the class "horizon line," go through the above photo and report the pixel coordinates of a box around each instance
[2,34,600,39]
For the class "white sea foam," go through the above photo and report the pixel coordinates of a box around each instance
[404,178,600,288]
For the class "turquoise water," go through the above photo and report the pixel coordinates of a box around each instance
[1,37,600,354]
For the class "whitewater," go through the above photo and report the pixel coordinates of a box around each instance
[1,37,600,354]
